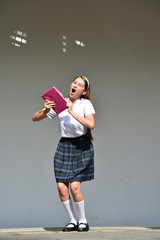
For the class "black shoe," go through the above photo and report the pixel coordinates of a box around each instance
[78,223,89,232]
[62,223,78,232]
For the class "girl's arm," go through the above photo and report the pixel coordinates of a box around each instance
[67,100,95,130]
[32,100,55,122]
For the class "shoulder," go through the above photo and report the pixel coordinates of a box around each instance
[79,98,91,104]
[80,98,94,107]
[79,98,95,114]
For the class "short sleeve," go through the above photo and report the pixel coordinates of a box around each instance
[84,100,95,117]
[47,108,57,119]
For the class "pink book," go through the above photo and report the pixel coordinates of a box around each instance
[41,86,67,114]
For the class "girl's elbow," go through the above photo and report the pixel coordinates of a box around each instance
[32,114,39,122]
[32,116,36,121]
[89,123,95,130]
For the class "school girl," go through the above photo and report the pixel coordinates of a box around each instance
[32,76,95,231]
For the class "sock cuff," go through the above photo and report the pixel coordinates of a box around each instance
[74,199,84,205]
[62,199,70,204]
[62,198,73,205]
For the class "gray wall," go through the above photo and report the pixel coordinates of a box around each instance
[0,0,160,228]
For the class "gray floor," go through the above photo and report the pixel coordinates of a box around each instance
[0,227,160,240]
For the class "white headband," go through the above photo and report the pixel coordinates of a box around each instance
[82,76,89,89]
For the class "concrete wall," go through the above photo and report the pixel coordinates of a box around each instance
[0,0,160,228]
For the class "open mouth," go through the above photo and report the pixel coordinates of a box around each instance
[71,88,76,93]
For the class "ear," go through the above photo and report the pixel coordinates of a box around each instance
[82,90,87,96]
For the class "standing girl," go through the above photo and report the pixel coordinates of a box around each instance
[32,76,95,231]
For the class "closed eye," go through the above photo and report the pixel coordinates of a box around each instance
[78,83,84,88]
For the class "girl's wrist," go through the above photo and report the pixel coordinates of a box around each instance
[43,107,50,114]
[68,108,72,114]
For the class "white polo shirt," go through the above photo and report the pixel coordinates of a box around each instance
[47,98,95,138]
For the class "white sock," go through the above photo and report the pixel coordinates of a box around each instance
[62,199,77,227]
[74,200,87,224]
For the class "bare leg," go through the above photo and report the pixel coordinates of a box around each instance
[70,181,83,202]
[57,182,69,202]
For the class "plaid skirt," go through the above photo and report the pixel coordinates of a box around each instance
[54,134,94,183]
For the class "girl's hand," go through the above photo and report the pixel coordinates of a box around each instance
[44,100,56,109]
[67,99,73,112]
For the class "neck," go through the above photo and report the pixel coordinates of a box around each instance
[69,96,79,103]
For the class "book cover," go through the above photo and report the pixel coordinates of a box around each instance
[41,86,67,114]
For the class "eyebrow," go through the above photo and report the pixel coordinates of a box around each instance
[79,83,85,87]
[73,80,85,87]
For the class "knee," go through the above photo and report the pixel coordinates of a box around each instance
[57,183,68,195]
[70,182,80,197]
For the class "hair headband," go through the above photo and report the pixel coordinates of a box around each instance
[82,76,89,89]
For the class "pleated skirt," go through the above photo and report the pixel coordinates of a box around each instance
[54,134,94,183]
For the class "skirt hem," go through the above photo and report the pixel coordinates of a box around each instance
[56,177,94,183]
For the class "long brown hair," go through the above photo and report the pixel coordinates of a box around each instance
[74,76,94,141]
